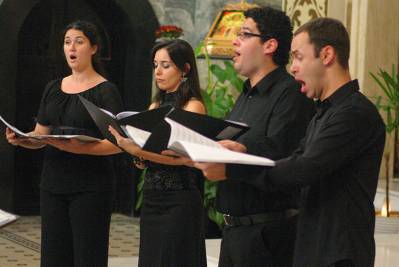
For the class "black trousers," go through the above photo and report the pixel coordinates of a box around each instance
[40,189,113,267]
[218,215,297,267]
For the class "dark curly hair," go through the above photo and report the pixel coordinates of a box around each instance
[244,7,293,66]
[151,39,203,109]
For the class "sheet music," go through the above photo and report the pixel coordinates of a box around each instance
[171,141,275,166]
[99,108,138,120]
[0,209,18,228]
[123,125,152,148]
[0,115,100,142]
[0,115,31,138]
[165,118,275,166]
[165,118,223,149]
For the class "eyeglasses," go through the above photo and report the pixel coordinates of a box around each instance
[236,31,273,41]
[236,31,263,40]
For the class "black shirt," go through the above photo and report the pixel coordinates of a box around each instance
[37,79,124,193]
[217,66,315,215]
[226,80,386,267]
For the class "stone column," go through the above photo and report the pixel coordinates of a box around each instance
[344,0,399,179]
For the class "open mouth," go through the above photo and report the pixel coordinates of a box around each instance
[297,79,306,93]
[232,51,241,61]
[70,55,77,60]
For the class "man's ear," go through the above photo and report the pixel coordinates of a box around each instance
[320,45,335,66]
[263,38,278,55]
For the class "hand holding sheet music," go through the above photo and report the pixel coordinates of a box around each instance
[164,118,275,166]
[78,95,172,145]
[78,96,273,166]
[0,115,100,142]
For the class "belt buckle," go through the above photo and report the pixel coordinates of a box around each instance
[223,214,231,226]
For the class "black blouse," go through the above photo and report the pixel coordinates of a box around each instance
[144,91,200,191]
[37,79,124,193]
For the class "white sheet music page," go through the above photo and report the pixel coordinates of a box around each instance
[0,209,18,227]
[164,118,275,166]
[123,125,151,148]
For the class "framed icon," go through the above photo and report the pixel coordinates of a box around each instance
[204,10,245,58]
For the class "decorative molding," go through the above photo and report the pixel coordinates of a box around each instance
[283,0,328,31]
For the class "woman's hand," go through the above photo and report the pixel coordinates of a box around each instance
[108,126,141,155]
[45,137,121,155]
[5,127,45,149]
[162,149,227,180]
[6,127,22,146]
[44,138,83,153]
[161,150,195,167]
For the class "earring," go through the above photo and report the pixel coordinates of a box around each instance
[181,75,188,83]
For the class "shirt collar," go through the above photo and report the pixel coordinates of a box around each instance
[243,66,288,96]
[315,79,359,117]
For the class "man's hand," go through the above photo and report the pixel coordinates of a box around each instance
[218,140,247,153]
[193,162,227,181]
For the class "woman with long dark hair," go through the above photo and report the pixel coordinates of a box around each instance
[6,20,123,267]
[109,39,207,266]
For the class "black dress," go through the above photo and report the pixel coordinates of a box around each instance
[36,79,123,267]
[138,91,207,267]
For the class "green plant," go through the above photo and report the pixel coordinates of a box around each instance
[195,42,243,118]
[195,41,244,228]
[370,64,399,217]
[135,167,147,211]
[371,65,399,133]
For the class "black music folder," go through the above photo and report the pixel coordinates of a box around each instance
[78,95,172,145]
[142,108,249,153]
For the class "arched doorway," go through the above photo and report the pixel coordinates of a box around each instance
[0,0,159,214]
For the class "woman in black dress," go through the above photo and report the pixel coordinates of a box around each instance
[44,38,208,266]
[6,21,123,267]
[109,39,207,267]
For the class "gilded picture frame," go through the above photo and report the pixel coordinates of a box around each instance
[204,10,245,59]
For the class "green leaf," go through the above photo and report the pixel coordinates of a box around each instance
[207,207,225,229]
[135,168,147,211]
[370,64,399,134]
[210,64,227,83]
[195,41,205,58]
[194,43,245,230]
[230,75,244,93]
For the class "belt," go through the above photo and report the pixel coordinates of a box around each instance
[223,209,299,227]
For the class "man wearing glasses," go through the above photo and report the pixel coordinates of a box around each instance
[193,17,386,267]
[215,6,314,267]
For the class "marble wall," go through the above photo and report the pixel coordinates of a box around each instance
[147,0,282,94]
[148,0,282,47]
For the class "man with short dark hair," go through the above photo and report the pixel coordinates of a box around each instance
[195,17,385,267]
[214,6,314,267]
